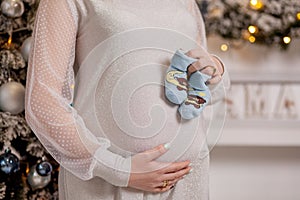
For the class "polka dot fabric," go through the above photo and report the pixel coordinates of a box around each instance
[25,0,131,187]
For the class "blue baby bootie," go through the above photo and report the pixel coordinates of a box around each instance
[165,49,198,104]
[178,71,211,120]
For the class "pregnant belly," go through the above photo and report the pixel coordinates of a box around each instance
[93,50,208,162]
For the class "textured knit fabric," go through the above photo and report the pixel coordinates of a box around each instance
[24,0,230,199]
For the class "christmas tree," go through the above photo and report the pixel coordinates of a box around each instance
[198,0,300,50]
[0,0,59,199]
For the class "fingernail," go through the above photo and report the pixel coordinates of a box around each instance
[163,142,171,150]
[188,168,193,174]
[182,175,187,178]
[188,163,193,167]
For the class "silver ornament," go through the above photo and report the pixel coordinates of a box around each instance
[1,0,25,18]
[0,81,25,114]
[20,37,32,62]
[27,165,51,190]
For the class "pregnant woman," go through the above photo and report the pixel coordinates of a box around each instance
[25,0,230,199]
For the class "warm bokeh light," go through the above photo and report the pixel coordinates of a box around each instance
[297,12,300,20]
[248,36,256,43]
[242,30,251,40]
[248,25,258,34]
[220,44,229,51]
[26,164,30,174]
[283,36,291,44]
[7,35,12,47]
[249,0,264,10]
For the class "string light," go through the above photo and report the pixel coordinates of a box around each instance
[283,36,291,44]
[297,12,300,20]
[7,34,12,48]
[220,44,229,51]
[248,25,258,34]
[249,0,264,10]
[26,163,30,174]
[248,36,256,43]
[243,29,256,43]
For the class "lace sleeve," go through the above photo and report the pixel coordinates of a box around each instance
[24,0,131,187]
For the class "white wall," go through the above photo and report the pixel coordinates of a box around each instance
[210,147,300,200]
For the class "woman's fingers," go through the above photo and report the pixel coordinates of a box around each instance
[153,184,174,193]
[189,59,215,72]
[185,48,224,85]
[185,46,207,59]
[162,165,192,181]
[128,143,192,193]
[199,65,217,76]
[207,74,222,85]
[152,168,191,193]
[153,179,178,193]
[142,143,170,162]
[154,176,181,188]
[188,55,223,85]
[152,166,192,192]
[160,160,190,173]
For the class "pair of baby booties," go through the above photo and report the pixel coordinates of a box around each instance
[164,49,212,120]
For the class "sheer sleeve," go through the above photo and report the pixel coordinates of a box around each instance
[187,0,231,103]
[24,0,131,187]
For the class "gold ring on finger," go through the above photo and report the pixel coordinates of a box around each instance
[162,180,169,188]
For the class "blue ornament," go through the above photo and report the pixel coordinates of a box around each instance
[36,161,52,176]
[0,149,20,174]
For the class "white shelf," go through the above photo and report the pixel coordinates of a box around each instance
[217,119,300,147]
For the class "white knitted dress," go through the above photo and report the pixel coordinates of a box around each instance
[25,0,229,199]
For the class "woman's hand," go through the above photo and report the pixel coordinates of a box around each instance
[185,47,224,85]
[128,143,192,193]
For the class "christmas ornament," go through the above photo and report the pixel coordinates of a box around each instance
[20,37,32,62]
[0,149,20,174]
[36,161,52,177]
[0,81,25,114]
[27,164,51,190]
[1,0,25,18]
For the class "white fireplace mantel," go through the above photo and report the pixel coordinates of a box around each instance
[207,36,300,147]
